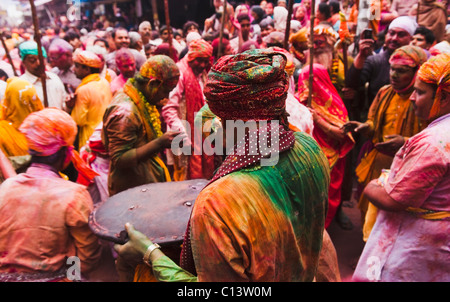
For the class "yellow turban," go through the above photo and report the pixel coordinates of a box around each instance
[289,27,308,44]
[417,53,450,120]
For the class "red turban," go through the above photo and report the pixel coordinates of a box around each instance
[204,49,289,121]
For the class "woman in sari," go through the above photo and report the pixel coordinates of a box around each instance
[297,63,355,228]
[0,77,43,157]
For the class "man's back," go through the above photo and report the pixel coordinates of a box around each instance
[191,132,330,281]
[72,76,112,149]
[0,164,101,277]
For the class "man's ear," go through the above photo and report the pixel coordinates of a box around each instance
[146,78,162,89]
[441,90,450,108]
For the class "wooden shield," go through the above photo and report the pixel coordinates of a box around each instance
[89,179,209,246]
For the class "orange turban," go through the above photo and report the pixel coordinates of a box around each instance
[20,108,99,184]
[417,53,450,120]
[204,49,288,121]
[187,39,213,62]
[73,48,104,69]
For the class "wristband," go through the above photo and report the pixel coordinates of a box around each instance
[143,243,161,265]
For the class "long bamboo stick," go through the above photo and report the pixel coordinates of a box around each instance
[164,0,172,48]
[284,0,295,50]
[29,0,49,108]
[307,0,316,107]
[0,32,18,76]
[218,0,228,58]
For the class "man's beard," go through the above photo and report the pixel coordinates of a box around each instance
[313,51,333,70]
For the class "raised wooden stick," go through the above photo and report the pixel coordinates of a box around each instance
[307,0,316,107]
[29,0,49,108]
[164,0,172,48]
[0,32,18,76]
[284,0,295,50]
[151,0,160,31]
[218,0,228,58]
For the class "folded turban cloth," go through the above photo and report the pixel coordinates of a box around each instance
[204,48,289,121]
[417,53,450,120]
[289,27,308,44]
[271,47,295,77]
[313,24,339,46]
[137,55,180,87]
[388,16,417,37]
[389,45,428,68]
[72,48,104,69]
[186,32,202,45]
[19,108,99,183]
[19,41,47,60]
[187,39,213,62]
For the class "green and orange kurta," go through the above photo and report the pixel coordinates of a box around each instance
[140,132,332,282]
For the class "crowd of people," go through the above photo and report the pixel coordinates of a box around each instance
[0,0,449,283]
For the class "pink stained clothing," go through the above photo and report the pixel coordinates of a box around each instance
[353,113,450,282]
[0,164,102,278]
[110,74,128,96]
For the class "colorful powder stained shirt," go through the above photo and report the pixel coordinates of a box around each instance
[102,90,169,196]
[149,132,330,281]
[0,164,102,277]
[353,113,450,282]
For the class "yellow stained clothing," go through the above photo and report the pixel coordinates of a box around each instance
[0,77,43,157]
[355,85,426,240]
[71,74,112,150]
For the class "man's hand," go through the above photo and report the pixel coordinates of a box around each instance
[64,92,77,111]
[358,38,375,58]
[354,37,375,69]
[114,223,153,267]
[158,131,183,149]
[341,121,369,134]
[374,135,405,156]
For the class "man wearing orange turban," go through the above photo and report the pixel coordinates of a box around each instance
[343,45,428,240]
[70,49,113,150]
[0,108,103,281]
[162,39,215,181]
[353,53,450,281]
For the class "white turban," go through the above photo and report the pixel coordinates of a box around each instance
[388,16,417,37]
[186,32,202,45]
